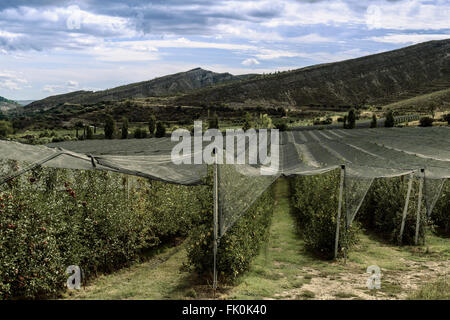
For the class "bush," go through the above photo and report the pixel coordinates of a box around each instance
[0,162,204,299]
[274,120,288,131]
[187,176,274,281]
[290,171,359,259]
[104,115,116,139]
[385,110,395,127]
[431,180,450,235]
[155,122,166,138]
[443,113,450,125]
[419,116,434,127]
[370,114,377,128]
[0,120,13,138]
[358,176,425,245]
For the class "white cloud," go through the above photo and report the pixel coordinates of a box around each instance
[288,33,334,43]
[366,0,450,30]
[0,70,27,91]
[242,58,260,66]
[368,33,450,44]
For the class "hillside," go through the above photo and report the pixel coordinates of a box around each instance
[382,88,450,113]
[176,39,450,108]
[26,68,255,111]
[0,96,20,112]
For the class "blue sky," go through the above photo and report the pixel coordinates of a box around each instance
[0,0,449,100]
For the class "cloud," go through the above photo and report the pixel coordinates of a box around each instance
[0,70,27,90]
[365,0,450,30]
[368,33,450,44]
[241,58,260,66]
[43,80,80,93]
[288,33,334,43]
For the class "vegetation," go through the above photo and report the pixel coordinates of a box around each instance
[121,117,129,139]
[370,114,377,128]
[208,112,219,129]
[384,110,395,127]
[187,181,274,281]
[155,122,166,138]
[290,171,359,259]
[104,115,116,139]
[358,176,425,245]
[148,115,156,137]
[0,162,205,299]
[0,120,13,138]
[419,116,434,127]
[242,112,253,131]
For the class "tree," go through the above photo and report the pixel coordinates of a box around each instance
[347,109,356,129]
[74,121,84,139]
[242,112,253,131]
[259,114,272,128]
[419,116,434,127]
[274,119,288,131]
[0,111,7,121]
[384,110,395,128]
[370,114,377,128]
[86,126,94,139]
[443,113,450,125]
[148,115,156,136]
[121,117,129,139]
[155,122,166,138]
[104,115,116,139]
[0,120,13,138]
[208,112,219,129]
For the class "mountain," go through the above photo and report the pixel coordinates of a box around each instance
[26,68,255,111]
[0,96,21,112]
[176,39,450,108]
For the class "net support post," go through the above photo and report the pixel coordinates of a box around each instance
[399,172,414,245]
[334,165,345,260]
[415,169,424,245]
[212,148,219,298]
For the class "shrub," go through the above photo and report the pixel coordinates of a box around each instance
[274,120,288,131]
[370,114,377,128]
[419,116,434,127]
[346,109,356,129]
[148,115,156,136]
[104,115,116,139]
[431,180,450,235]
[0,120,13,138]
[384,110,395,127]
[443,113,450,125]
[187,176,274,281]
[155,122,166,138]
[290,171,359,259]
[121,118,129,139]
[0,162,204,299]
[358,176,425,245]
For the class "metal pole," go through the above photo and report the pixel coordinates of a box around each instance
[213,148,218,298]
[415,169,424,245]
[334,165,345,260]
[399,172,414,244]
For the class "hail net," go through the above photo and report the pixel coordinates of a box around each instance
[1,126,450,237]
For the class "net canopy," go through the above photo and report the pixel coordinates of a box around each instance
[1,126,449,237]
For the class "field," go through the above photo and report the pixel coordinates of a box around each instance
[62,178,449,300]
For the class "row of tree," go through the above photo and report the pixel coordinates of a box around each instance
[105,115,166,140]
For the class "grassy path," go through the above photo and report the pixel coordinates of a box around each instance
[64,178,449,300]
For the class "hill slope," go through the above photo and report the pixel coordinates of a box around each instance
[0,96,20,112]
[176,39,450,108]
[26,68,254,111]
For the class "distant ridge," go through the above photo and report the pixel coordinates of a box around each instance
[176,39,450,108]
[26,68,255,111]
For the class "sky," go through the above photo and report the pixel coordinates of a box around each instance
[0,0,449,100]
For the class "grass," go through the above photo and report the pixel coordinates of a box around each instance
[63,178,449,300]
[408,277,450,300]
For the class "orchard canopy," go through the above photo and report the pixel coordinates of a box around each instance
[1,126,450,240]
